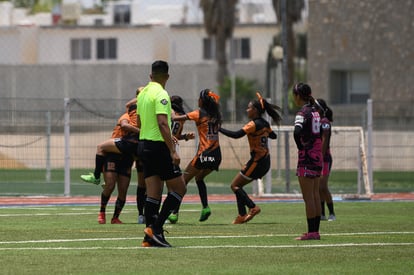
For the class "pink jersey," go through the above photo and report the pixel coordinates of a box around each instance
[294,104,323,177]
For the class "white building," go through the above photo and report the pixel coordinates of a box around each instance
[0,0,276,27]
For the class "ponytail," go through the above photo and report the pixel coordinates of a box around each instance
[255,92,282,126]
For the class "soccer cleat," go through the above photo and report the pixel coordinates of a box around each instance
[144,226,171,247]
[141,235,163,248]
[295,232,320,240]
[232,215,248,224]
[98,212,106,224]
[328,214,336,221]
[199,206,211,222]
[167,213,179,224]
[244,205,261,222]
[111,217,123,224]
[141,235,153,247]
[80,173,100,185]
[321,215,327,221]
[138,215,146,224]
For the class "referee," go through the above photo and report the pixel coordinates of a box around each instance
[137,60,187,247]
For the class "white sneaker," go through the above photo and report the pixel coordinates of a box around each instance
[321,215,327,221]
[328,214,336,221]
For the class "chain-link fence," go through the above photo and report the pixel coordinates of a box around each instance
[0,97,413,197]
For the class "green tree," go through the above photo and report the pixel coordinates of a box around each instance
[272,0,305,88]
[218,76,261,121]
[199,0,237,87]
[12,0,59,14]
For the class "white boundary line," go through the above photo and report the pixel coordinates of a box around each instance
[0,209,200,217]
[1,243,413,250]
[1,231,414,245]
[1,233,413,250]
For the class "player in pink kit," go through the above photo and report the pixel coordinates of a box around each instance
[292,83,323,240]
[316,98,336,221]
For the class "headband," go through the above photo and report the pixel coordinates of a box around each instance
[204,90,220,103]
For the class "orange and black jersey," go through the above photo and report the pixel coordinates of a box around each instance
[186,109,220,154]
[128,106,137,128]
[111,112,131,139]
[220,118,276,161]
[112,106,139,142]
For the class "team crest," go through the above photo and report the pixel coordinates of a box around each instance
[160,99,168,105]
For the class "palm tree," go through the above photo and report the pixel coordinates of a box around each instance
[272,0,305,87]
[199,0,238,87]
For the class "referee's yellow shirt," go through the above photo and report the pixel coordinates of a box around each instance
[137,82,172,142]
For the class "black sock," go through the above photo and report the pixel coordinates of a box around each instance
[307,217,317,232]
[144,197,161,227]
[321,201,325,216]
[235,188,255,209]
[196,180,208,208]
[307,217,320,232]
[327,203,335,215]
[136,186,146,215]
[315,216,321,232]
[113,198,125,219]
[94,154,106,179]
[234,190,247,216]
[172,203,181,215]
[153,192,182,232]
[100,193,110,212]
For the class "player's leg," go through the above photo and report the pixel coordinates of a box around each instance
[230,173,251,224]
[136,162,146,224]
[194,169,213,222]
[98,162,117,224]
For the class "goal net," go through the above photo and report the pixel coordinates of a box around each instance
[253,125,371,198]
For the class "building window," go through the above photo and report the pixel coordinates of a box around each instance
[202,37,251,60]
[330,69,370,104]
[96,38,117,60]
[70,38,91,60]
[94,18,103,26]
[203,38,215,60]
[114,4,130,25]
[231,38,250,59]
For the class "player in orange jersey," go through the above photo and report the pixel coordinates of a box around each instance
[168,89,222,223]
[219,92,282,224]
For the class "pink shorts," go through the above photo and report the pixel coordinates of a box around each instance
[321,161,332,176]
[296,166,321,178]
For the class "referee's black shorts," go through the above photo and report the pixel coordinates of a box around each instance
[138,140,182,180]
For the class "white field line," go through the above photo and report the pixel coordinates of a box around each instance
[0,243,413,250]
[0,209,200,217]
[0,232,413,245]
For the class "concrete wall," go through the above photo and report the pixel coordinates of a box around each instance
[0,63,266,109]
[307,0,414,123]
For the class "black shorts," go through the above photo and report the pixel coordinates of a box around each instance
[103,153,134,177]
[138,140,182,180]
[114,138,138,158]
[135,159,143,173]
[241,154,270,180]
[191,146,222,171]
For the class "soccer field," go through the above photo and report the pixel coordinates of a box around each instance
[1,201,413,274]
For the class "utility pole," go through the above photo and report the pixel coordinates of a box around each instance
[281,0,291,192]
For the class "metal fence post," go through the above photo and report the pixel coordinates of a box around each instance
[64,98,71,196]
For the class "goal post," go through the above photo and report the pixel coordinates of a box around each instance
[253,125,372,198]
